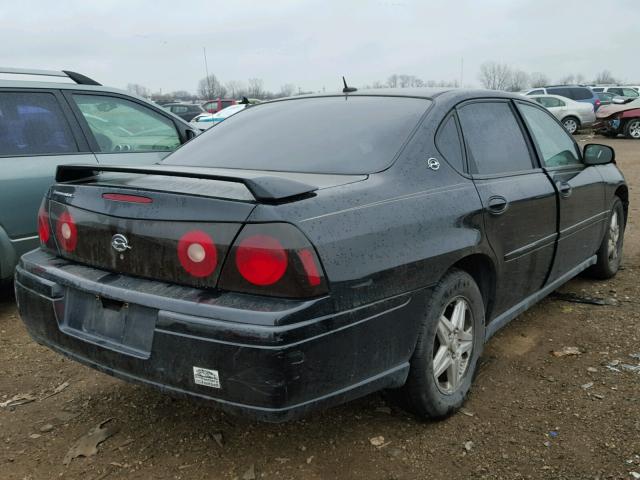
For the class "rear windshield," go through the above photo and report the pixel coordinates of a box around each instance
[164,96,430,174]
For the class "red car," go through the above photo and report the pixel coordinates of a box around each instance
[202,98,237,114]
[594,99,640,139]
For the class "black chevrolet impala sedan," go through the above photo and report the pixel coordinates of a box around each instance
[16,89,627,421]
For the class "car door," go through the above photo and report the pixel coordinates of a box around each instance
[536,96,565,121]
[63,92,183,165]
[515,101,607,282]
[0,88,96,263]
[456,100,558,316]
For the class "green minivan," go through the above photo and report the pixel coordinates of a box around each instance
[0,68,199,283]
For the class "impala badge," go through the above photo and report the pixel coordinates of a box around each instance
[111,234,131,253]
[427,157,440,171]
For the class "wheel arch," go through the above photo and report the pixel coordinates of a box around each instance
[451,253,497,324]
[615,184,629,224]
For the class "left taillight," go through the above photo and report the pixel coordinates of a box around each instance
[218,223,328,298]
[37,203,50,245]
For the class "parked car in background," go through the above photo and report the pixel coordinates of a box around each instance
[16,88,627,422]
[594,98,640,139]
[162,103,205,122]
[0,67,199,284]
[596,92,618,106]
[191,103,248,130]
[591,86,639,99]
[528,94,596,134]
[525,85,601,111]
[202,98,237,114]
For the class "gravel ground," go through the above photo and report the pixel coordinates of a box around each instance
[1,135,639,480]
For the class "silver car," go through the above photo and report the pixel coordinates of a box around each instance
[528,94,596,134]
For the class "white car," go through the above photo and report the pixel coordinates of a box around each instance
[191,104,248,130]
[527,94,596,134]
[591,86,639,98]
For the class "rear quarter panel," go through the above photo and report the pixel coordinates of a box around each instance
[248,113,492,312]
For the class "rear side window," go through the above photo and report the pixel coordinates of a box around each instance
[72,94,180,153]
[622,88,639,97]
[435,115,464,172]
[548,87,570,98]
[592,87,604,92]
[0,92,77,156]
[570,88,593,100]
[165,96,430,174]
[221,100,234,108]
[527,89,544,95]
[517,103,580,168]
[457,102,533,175]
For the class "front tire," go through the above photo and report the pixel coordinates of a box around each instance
[624,119,640,139]
[588,198,625,279]
[562,116,580,135]
[401,269,485,419]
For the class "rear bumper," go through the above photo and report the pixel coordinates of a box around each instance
[15,250,425,422]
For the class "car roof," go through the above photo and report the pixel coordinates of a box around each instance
[275,87,529,104]
[529,93,575,100]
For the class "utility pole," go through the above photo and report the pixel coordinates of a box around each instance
[460,57,464,88]
[203,47,212,98]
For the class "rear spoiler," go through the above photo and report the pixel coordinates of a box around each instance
[55,164,318,202]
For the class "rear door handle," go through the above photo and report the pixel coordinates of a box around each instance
[488,195,508,215]
[557,181,572,198]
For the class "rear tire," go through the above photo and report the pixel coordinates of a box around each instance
[624,119,640,139]
[400,269,484,419]
[588,198,625,279]
[562,116,580,135]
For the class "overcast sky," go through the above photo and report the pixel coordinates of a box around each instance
[1,0,638,94]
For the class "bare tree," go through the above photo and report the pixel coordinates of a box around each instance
[278,83,296,97]
[529,72,549,88]
[198,74,226,99]
[478,61,512,90]
[247,78,264,98]
[559,74,575,85]
[387,74,399,88]
[575,73,586,84]
[507,70,529,91]
[594,70,618,85]
[126,83,150,97]
[225,80,244,98]
[371,80,386,89]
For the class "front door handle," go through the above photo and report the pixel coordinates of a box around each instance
[488,195,509,215]
[557,181,572,198]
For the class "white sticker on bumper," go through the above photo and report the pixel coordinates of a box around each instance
[193,366,221,388]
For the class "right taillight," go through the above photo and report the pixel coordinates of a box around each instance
[219,223,328,298]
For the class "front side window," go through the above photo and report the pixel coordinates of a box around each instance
[592,87,604,92]
[0,92,77,156]
[527,89,544,95]
[517,103,580,168]
[457,102,533,175]
[622,88,639,97]
[72,94,180,153]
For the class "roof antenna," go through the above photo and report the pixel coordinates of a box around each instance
[342,76,357,93]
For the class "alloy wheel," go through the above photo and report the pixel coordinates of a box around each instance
[608,211,621,262]
[563,118,578,134]
[628,120,640,139]
[432,297,473,394]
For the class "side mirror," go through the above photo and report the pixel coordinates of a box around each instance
[612,97,626,104]
[584,144,615,165]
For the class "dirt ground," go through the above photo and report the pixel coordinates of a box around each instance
[1,134,639,480]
